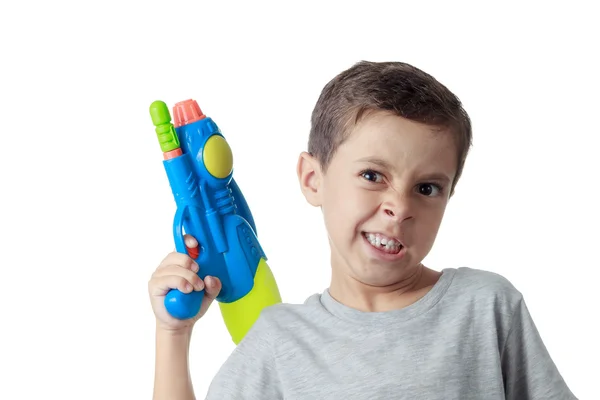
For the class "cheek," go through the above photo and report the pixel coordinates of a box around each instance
[353,189,380,208]
[416,205,446,238]
[324,191,372,233]
[341,191,379,219]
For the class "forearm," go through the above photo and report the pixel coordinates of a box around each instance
[153,325,196,400]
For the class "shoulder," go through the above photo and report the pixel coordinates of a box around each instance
[230,291,332,360]
[248,292,328,337]
[446,267,524,315]
[450,266,522,296]
[230,292,326,346]
[205,295,328,398]
[205,304,301,398]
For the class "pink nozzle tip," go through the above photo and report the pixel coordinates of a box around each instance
[173,99,206,127]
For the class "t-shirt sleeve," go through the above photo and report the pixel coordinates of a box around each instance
[501,296,577,399]
[204,311,282,400]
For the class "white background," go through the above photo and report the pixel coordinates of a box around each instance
[1,1,598,399]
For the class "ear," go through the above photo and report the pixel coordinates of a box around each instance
[296,151,322,207]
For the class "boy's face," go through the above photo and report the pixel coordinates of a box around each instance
[298,111,457,289]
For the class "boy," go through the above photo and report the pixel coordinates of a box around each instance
[148,61,577,399]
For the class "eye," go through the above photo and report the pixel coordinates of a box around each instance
[360,169,384,183]
[417,183,443,197]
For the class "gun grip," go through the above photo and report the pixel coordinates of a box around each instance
[164,206,205,320]
[164,288,204,320]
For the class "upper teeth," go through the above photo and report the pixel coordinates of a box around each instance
[365,232,401,248]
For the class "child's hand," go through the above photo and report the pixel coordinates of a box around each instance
[148,234,222,333]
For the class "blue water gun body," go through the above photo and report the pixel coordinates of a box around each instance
[149,99,281,344]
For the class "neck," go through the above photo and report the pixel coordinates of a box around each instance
[329,263,441,312]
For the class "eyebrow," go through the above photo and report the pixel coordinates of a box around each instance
[356,156,452,184]
[419,173,452,184]
[356,156,395,171]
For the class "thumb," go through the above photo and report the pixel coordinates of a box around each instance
[203,276,222,301]
[198,276,222,316]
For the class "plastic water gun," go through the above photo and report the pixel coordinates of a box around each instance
[149,99,282,344]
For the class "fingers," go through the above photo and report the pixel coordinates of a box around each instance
[158,252,199,272]
[152,264,204,291]
[163,235,200,262]
[184,235,198,248]
[169,235,198,252]
[151,234,221,305]
[149,274,205,297]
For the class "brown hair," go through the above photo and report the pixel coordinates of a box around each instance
[308,60,472,196]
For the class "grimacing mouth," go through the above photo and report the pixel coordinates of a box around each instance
[362,231,404,253]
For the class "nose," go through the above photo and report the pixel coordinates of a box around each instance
[382,192,413,222]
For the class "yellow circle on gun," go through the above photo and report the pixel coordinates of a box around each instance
[203,135,233,178]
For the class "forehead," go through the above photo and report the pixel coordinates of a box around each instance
[339,111,458,173]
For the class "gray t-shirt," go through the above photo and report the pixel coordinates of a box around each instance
[205,267,577,399]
